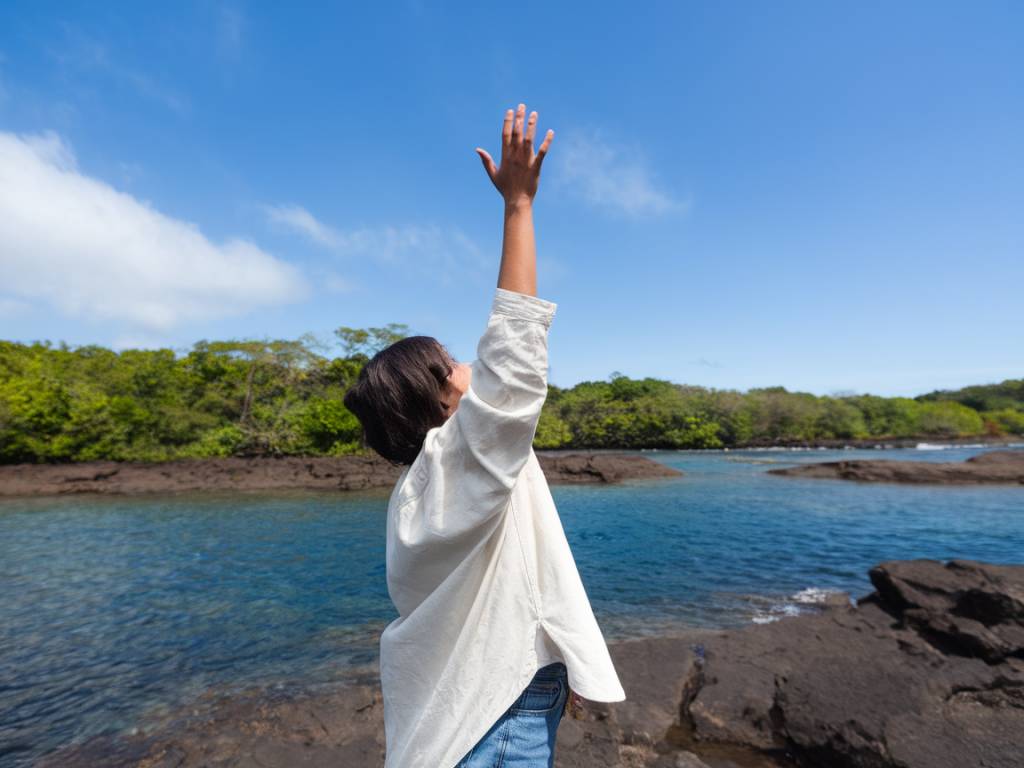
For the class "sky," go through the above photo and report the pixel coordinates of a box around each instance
[0,1,1021,397]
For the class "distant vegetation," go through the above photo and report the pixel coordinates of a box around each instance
[1,330,1020,463]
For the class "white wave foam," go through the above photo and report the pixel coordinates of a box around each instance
[916,442,989,450]
[747,587,849,624]
[792,587,843,604]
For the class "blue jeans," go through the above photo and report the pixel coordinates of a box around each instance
[454,661,569,767]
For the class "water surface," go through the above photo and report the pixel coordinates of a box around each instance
[1,445,1022,764]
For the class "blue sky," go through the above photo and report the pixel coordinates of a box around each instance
[0,2,1021,397]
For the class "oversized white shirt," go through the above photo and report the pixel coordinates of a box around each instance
[379,287,626,768]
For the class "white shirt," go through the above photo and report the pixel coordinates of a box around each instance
[379,287,626,768]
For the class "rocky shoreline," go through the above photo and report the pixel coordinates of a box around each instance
[769,448,1024,485]
[730,434,1022,451]
[5,443,1023,497]
[0,451,682,497]
[38,559,1024,768]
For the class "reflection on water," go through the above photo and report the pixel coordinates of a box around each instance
[1,446,1022,765]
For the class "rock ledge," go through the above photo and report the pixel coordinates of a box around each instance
[768,449,1024,485]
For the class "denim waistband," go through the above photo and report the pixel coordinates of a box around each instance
[532,661,567,680]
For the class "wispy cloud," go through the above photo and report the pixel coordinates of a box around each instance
[218,6,245,62]
[691,357,725,369]
[263,203,490,285]
[555,130,686,216]
[48,28,188,114]
[264,204,342,248]
[0,130,307,333]
[322,273,358,294]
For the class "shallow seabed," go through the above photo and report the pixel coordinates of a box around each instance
[1,445,1021,765]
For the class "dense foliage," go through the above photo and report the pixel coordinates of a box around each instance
[0,334,1020,463]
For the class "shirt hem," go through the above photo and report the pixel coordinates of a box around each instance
[438,644,542,768]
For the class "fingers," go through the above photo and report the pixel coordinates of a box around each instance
[524,110,538,151]
[501,108,514,157]
[534,128,555,169]
[511,103,525,146]
[475,148,498,183]
[495,103,549,171]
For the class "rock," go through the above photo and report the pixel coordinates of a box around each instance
[602,634,707,749]
[537,452,683,484]
[768,449,1024,485]
[672,752,712,768]
[0,452,680,497]
[866,559,1024,661]
[685,559,1024,768]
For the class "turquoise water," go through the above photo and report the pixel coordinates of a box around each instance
[1,446,1022,765]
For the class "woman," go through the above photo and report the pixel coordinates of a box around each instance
[344,103,626,768]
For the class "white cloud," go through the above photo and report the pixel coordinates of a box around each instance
[263,203,490,285]
[556,131,686,216]
[264,203,343,248]
[0,130,307,333]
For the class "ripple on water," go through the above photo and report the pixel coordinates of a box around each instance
[1,448,1022,765]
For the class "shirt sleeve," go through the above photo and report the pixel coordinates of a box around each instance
[406,287,557,541]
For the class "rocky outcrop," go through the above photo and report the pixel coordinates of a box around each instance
[0,452,681,497]
[679,559,1024,768]
[39,560,1024,768]
[768,449,1024,485]
[537,451,684,484]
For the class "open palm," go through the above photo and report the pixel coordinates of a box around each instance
[475,103,554,205]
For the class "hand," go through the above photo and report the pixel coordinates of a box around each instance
[475,103,554,206]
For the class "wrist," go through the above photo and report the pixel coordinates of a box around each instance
[504,195,533,213]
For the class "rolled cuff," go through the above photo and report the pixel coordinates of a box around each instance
[491,287,558,328]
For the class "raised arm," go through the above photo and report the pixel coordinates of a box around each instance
[476,102,555,297]
[396,104,556,545]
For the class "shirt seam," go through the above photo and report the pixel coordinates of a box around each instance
[509,482,543,621]
[393,460,429,515]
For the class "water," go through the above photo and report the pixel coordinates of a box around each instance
[1,445,1022,764]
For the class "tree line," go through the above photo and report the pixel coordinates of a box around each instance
[1,329,1021,463]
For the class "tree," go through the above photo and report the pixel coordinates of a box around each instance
[333,323,410,357]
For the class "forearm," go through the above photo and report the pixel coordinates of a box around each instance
[497,199,537,297]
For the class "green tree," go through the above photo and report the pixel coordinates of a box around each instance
[334,323,410,357]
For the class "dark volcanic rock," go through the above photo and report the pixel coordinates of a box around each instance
[0,451,680,497]
[768,449,1024,485]
[537,451,683,484]
[866,559,1024,662]
[0,455,404,497]
[37,678,388,768]
[37,560,1024,768]
[685,559,1024,768]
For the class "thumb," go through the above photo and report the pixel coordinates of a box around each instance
[475,148,498,182]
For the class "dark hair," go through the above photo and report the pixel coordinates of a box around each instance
[343,335,454,466]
